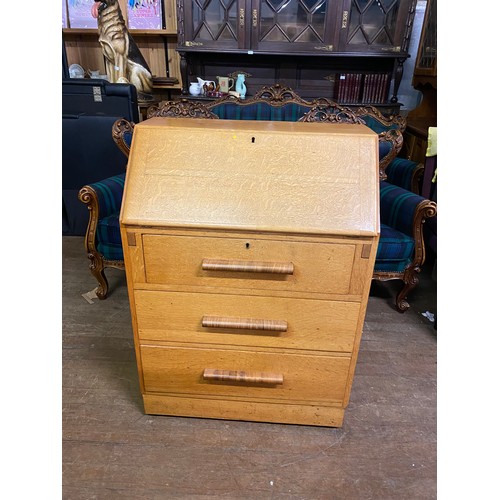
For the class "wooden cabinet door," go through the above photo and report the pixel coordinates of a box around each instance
[250,0,343,53]
[180,0,248,51]
[338,0,414,54]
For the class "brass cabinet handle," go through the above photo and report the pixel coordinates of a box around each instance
[203,368,284,385]
[202,258,294,275]
[252,9,257,28]
[239,8,245,27]
[202,315,288,332]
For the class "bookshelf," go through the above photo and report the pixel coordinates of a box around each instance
[62,0,182,92]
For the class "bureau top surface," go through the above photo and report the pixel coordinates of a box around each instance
[121,118,380,236]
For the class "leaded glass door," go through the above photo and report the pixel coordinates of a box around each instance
[182,0,246,51]
[252,0,341,53]
[339,0,413,53]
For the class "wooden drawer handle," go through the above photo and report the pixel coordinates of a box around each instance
[203,368,284,385]
[202,258,294,275]
[202,315,288,332]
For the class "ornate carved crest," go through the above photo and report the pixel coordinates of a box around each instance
[112,118,135,158]
[355,105,407,132]
[252,84,312,105]
[146,100,219,119]
[298,104,365,124]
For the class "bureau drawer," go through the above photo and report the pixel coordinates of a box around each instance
[140,344,351,404]
[135,290,359,352]
[142,234,356,295]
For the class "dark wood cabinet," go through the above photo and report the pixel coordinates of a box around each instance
[177,0,418,108]
[179,0,342,53]
[412,0,436,86]
[400,0,436,163]
[179,0,414,55]
[339,0,415,54]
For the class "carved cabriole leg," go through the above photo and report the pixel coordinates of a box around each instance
[88,251,109,300]
[78,185,109,300]
[395,268,420,312]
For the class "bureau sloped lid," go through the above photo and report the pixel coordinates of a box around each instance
[120,118,380,236]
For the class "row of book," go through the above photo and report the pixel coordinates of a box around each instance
[333,72,390,104]
[63,0,164,30]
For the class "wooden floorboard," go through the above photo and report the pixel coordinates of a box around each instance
[62,236,437,499]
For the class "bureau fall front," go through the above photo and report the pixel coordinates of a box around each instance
[120,118,380,427]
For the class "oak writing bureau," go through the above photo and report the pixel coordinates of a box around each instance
[120,117,380,427]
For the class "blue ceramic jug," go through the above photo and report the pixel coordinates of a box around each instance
[235,73,246,98]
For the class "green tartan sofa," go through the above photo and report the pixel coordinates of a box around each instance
[79,85,436,311]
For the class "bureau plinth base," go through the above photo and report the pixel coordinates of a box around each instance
[143,393,345,427]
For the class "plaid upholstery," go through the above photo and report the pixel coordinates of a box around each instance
[211,102,311,121]
[385,157,419,192]
[358,114,399,134]
[378,140,393,164]
[88,173,126,218]
[96,214,123,260]
[97,213,121,245]
[97,240,123,261]
[375,223,414,273]
[123,131,133,148]
[375,181,429,273]
[379,181,425,236]
[87,174,125,260]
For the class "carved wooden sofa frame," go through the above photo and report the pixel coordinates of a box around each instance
[79,84,435,311]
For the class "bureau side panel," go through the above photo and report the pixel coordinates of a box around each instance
[342,234,380,408]
[120,227,147,393]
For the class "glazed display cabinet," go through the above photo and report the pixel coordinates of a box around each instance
[178,0,414,54]
[176,0,418,105]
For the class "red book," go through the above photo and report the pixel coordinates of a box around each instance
[339,73,347,103]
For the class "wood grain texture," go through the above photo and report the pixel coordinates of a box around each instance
[203,368,284,385]
[201,315,288,332]
[142,232,356,295]
[140,344,351,403]
[202,258,294,275]
[120,118,380,236]
[134,289,360,352]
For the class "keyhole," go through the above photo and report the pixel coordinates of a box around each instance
[251,137,255,143]
[245,242,250,249]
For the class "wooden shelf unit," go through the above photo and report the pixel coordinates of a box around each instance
[62,0,182,91]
